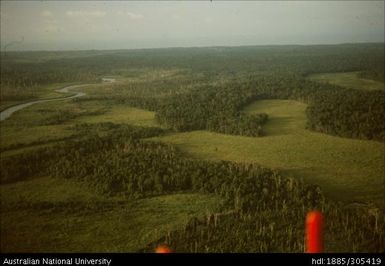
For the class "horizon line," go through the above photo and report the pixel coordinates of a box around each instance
[1,41,384,53]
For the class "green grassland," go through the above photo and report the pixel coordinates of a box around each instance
[74,105,157,128]
[151,100,384,206]
[308,72,384,91]
[0,176,221,252]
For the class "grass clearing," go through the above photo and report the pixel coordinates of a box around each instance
[243,99,306,136]
[74,105,158,128]
[308,72,384,91]
[151,100,384,206]
[0,176,221,252]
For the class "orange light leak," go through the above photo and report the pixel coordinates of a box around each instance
[155,244,172,253]
[306,210,324,253]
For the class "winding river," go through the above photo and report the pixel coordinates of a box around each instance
[0,84,92,122]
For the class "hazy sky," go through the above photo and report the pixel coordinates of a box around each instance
[1,1,384,51]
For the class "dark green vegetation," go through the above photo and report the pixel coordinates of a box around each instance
[306,89,384,140]
[1,43,384,252]
[155,82,269,136]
